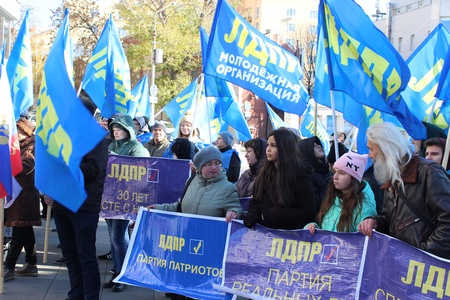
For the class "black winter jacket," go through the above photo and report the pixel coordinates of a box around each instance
[373,156,450,259]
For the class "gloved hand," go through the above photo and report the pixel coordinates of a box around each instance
[244,215,257,229]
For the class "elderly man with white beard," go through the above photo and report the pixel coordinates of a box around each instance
[358,122,450,260]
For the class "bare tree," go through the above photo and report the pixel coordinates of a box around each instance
[291,24,317,96]
[49,0,109,87]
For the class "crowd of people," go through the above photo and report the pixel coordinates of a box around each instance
[4,92,450,300]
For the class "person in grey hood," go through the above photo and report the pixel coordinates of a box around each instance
[108,115,150,157]
[104,114,149,292]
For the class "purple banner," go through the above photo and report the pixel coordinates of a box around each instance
[100,155,191,220]
[216,223,450,299]
[361,232,450,299]
[218,222,365,299]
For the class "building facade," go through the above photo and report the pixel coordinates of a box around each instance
[0,0,20,57]
[374,0,450,59]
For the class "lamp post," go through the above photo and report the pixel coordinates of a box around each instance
[150,1,177,117]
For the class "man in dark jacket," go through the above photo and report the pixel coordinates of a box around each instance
[215,131,241,183]
[45,94,108,300]
[358,122,450,259]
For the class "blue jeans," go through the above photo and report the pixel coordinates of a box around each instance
[54,209,100,300]
[105,219,130,274]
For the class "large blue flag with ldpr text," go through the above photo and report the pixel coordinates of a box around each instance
[6,9,33,120]
[402,24,450,131]
[204,0,308,116]
[82,14,132,118]
[35,10,106,212]
[317,0,426,140]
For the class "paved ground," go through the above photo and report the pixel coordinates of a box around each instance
[1,144,249,299]
[1,218,169,300]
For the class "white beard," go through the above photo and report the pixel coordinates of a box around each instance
[373,158,391,185]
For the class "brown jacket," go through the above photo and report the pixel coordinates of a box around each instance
[5,135,42,227]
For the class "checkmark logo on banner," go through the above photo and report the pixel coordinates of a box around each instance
[321,244,339,264]
[189,239,204,255]
[193,241,202,254]
[147,169,159,182]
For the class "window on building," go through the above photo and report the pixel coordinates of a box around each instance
[91,9,100,18]
[410,34,415,50]
[287,23,295,32]
[256,7,260,18]
[286,39,295,47]
[310,10,318,18]
[287,8,296,17]
[256,22,259,30]
[398,37,402,52]
[309,25,317,34]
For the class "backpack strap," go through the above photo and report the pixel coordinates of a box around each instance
[395,187,435,230]
[177,174,196,213]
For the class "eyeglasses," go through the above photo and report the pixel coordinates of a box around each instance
[203,161,222,168]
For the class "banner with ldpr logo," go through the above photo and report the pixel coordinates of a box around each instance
[116,209,450,299]
[215,222,365,299]
[216,222,450,299]
[100,155,191,220]
[116,208,229,300]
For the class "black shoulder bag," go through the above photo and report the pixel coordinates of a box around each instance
[176,174,196,213]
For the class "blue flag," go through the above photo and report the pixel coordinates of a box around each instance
[265,102,287,129]
[163,78,198,127]
[82,15,131,118]
[6,10,33,120]
[318,0,426,140]
[204,0,308,116]
[200,28,252,142]
[402,24,450,131]
[0,42,4,65]
[128,75,151,120]
[314,17,402,155]
[214,83,252,142]
[35,9,106,212]
[436,48,450,127]
[300,103,331,155]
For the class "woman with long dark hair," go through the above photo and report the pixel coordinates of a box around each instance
[306,152,377,234]
[244,128,315,230]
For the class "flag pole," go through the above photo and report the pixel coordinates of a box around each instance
[426,97,438,123]
[193,74,207,142]
[330,90,340,161]
[189,76,201,139]
[43,205,52,263]
[313,101,318,136]
[1,197,5,293]
[442,131,450,170]
[153,108,164,120]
